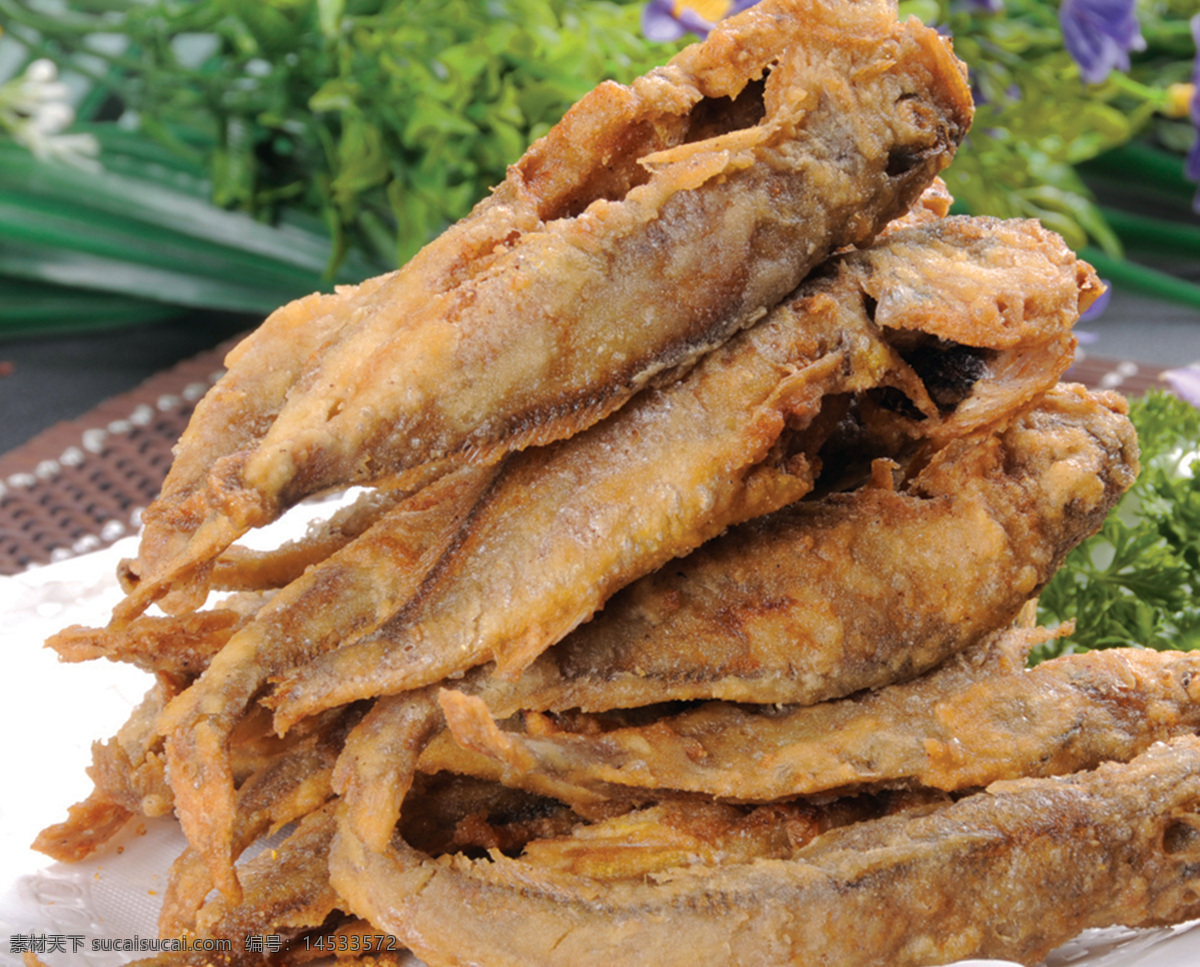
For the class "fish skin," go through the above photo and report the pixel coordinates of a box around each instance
[328,267,1123,877]
[441,636,1200,806]
[264,218,1099,732]
[155,462,497,903]
[32,680,176,863]
[158,732,341,936]
[330,737,1200,967]
[438,382,1137,720]
[113,286,365,617]
[193,801,341,945]
[115,0,971,621]
[142,208,1096,903]
[335,689,446,855]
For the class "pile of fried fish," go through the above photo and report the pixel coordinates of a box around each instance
[32,1,1200,964]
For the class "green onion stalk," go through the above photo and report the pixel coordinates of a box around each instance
[0,0,679,336]
[0,0,1197,335]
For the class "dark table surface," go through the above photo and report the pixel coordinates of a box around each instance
[0,310,256,457]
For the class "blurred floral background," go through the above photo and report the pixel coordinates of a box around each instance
[0,0,1197,339]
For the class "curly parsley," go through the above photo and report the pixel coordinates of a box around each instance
[1035,390,1200,661]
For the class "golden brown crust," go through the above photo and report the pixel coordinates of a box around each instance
[47,609,246,677]
[330,738,1200,967]
[441,636,1200,806]
[430,382,1136,719]
[156,463,497,903]
[117,0,971,621]
[263,214,1091,733]
[35,7,1186,963]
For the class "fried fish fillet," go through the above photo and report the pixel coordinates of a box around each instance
[116,0,971,620]
[331,380,1133,851]
[441,632,1200,807]
[331,737,1200,967]
[265,216,1094,734]
[435,382,1136,718]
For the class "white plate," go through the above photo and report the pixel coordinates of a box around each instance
[1,541,1197,967]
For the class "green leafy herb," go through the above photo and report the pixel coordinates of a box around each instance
[930,0,1200,309]
[1035,390,1200,661]
[1,0,1198,334]
[0,0,676,273]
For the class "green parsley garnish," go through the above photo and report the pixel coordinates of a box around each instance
[1035,390,1200,661]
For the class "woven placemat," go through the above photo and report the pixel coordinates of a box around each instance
[0,348,1173,575]
[0,340,238,575]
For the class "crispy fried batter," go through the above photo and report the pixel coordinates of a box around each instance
[193,802,341,942]
[158,719,349,935]
[114,286,366,618]
[117,0,971,620]
[32,4,1186,962]
[156,463,495,902]
[327,380,1134,856]
[442,632,1200,806]
[33,680,176,861]
[47,608,247,677]
[430,383,1136,718]
[334,689,446,853]
[331,737,1200,967]
[517,793,947,881]
[208,483,420,593]
[265,215,1091,734]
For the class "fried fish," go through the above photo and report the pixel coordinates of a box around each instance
[266,215,1095,733]
[331,737,1200,967]
[433,382,1136,718]
[440,632,1200,806]
[330,379,1134,853]
[115,0,971,620]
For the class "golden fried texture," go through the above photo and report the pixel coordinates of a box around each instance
[265,214,1091,733]
[331,737,1200,967]
[33,6,1179,960]
[193,803,341,944]
[33,680,176,861]
[442,631,1200,806]
[515,794,944,882]
[207,483,421,593]
[328,382,1135,853]
[158,717,349,935]
[435,382,1137,717]
[116,0,971,619]
[155,463,496,902]
[142,210,1100,900]
[47,608,247,677]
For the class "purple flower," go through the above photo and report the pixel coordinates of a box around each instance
[1059,0,1146,85]
[1163,363,1200,408]
[642,0,760,42]
[1079,282,1112,324]
[1187,15,1200,213]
